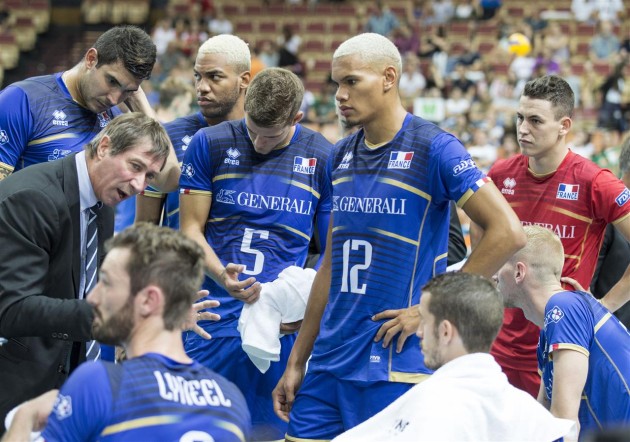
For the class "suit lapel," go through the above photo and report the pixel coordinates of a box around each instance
[61,154,81,297]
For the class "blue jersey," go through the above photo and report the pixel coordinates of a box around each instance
[0,73,119,173]
[142,112,208,229]
[309,114,487,383]
[538,290,630,432]
[179,119,332,337]
[42,353,251,441]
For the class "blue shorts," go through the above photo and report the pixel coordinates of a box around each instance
[286,371,413,440]
[184,331,295,441]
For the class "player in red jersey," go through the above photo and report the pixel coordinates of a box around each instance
[472,75,630,397]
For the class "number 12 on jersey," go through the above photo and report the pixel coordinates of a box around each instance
[341,239,372,294]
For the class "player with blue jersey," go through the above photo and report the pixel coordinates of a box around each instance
[0,26,158,181]
[179,68,332,440]
[272,33,526,440]
[497,225,630,439]
[136,34,250,229]
[3,224,251,441]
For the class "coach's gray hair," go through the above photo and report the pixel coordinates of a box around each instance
[333,33,402,75]
[198,34,251,73]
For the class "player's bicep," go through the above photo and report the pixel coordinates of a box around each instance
[180,192,212,236]
[549,349,588,422]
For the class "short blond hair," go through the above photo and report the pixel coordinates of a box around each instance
[516,225,564,280]
[198,34,251,73]
[333,33,402,75]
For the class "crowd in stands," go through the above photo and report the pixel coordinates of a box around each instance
[142,0,628,175]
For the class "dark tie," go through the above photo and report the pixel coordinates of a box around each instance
[85,207,100,360]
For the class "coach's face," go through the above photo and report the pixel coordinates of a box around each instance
[90,135,164,207]
[87,247,135,345]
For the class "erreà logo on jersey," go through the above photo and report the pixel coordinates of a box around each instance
[225,147,240,165]
[293,156,316,174]
[388,151,413,169]
[181,135,193,151]
[338,151,353,169]
[52,110,68,127]
[556,183,579,200]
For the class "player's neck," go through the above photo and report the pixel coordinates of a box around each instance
[61,67,87,109]
[363,105,407,147]
[205,105,245,126]
[528,146,569,176]
[126,328,193,363]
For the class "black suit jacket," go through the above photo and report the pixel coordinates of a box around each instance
[0,154,114,427]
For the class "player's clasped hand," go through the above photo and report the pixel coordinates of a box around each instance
[220,263,262,304]
[372,306,421,353]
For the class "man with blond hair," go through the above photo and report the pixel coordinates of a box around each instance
[495,225,630,440]
[136,34,251,229]
[273,32,525,440]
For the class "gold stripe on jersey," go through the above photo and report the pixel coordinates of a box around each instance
[180,189,212,196]
[378,177,431,201]
[27,133,78,146]
[550,206,592,223]
[432,252,448,276]
[582,395,603,430]
[209,215,241,223]
[101,415,180,435]
[332,176,353,186]
[277,223,311,241]
[285,435,330,442]
[550,343,589,358]
[594,312,612,333]
[0,161,14,173]
[613,211,630,225]
[594,335,630,393]
[213,173,249,183]
[369,228,420,246]
[288,179,321,199]
[388,345,432,384]
[166,207,179,218]
[141,189,164,198]
[456,188,475,208]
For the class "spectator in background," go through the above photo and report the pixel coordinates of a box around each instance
[259,40,280,68]
[154,76,195,123]
[277,24,303,73]
[180,19,209,59]
[364,0,399,36]
[479,0,502,20]
[454,0,476,20]
[597,60,627,133]
[152,18,177,57]
[590,20,620,61]
[578,60,603,110]
[208,7,233,36]
[306,81,337,131]
[391,20,419,56]
[426,0,455,25]
[572,0,624,23]
[399,53,426,110]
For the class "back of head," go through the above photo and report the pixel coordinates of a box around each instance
[94,25,156,81]
[85,113,170,162]
[523,75,574,120]
[106,223,205,330]
[245,67,303,127]
[198,34,251,74]
[423,272,503,353]
[333,33,402,77]
[516,225,565,281]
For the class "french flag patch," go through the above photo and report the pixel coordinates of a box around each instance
[388,151,414,169]
[556,183,579,201]
[293,156,317,174]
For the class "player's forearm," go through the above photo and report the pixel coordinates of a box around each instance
[2,406,37,442]
[600,262,630,312]
[182,227,225,283]
[464,222,526,278]
[148,145,180,193]
[287,265,330,367]
[123,85,157,117]
[135,193,165,225]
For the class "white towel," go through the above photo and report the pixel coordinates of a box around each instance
[238,266,316,373]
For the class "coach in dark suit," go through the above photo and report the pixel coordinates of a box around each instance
[0,113,171,431]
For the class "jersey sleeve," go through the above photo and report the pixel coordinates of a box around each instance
[430,132,488,207]
[42,362,113,442]
[179,130,213,195]
[591,168,630,224]
[0,86,33,171]
[543,292,593,357]
[141,185,165,199]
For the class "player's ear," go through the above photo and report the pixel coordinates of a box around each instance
[383,65,397,92]
[239,70,251,90]
[558,116,572,137]
[85,48,98,69]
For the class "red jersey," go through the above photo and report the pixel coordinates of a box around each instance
[489,151,630,371]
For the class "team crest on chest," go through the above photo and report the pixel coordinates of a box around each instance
[293,156,316,174]
[97,112,111,128]
[388,151,413,169]
[556,183,579,201]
